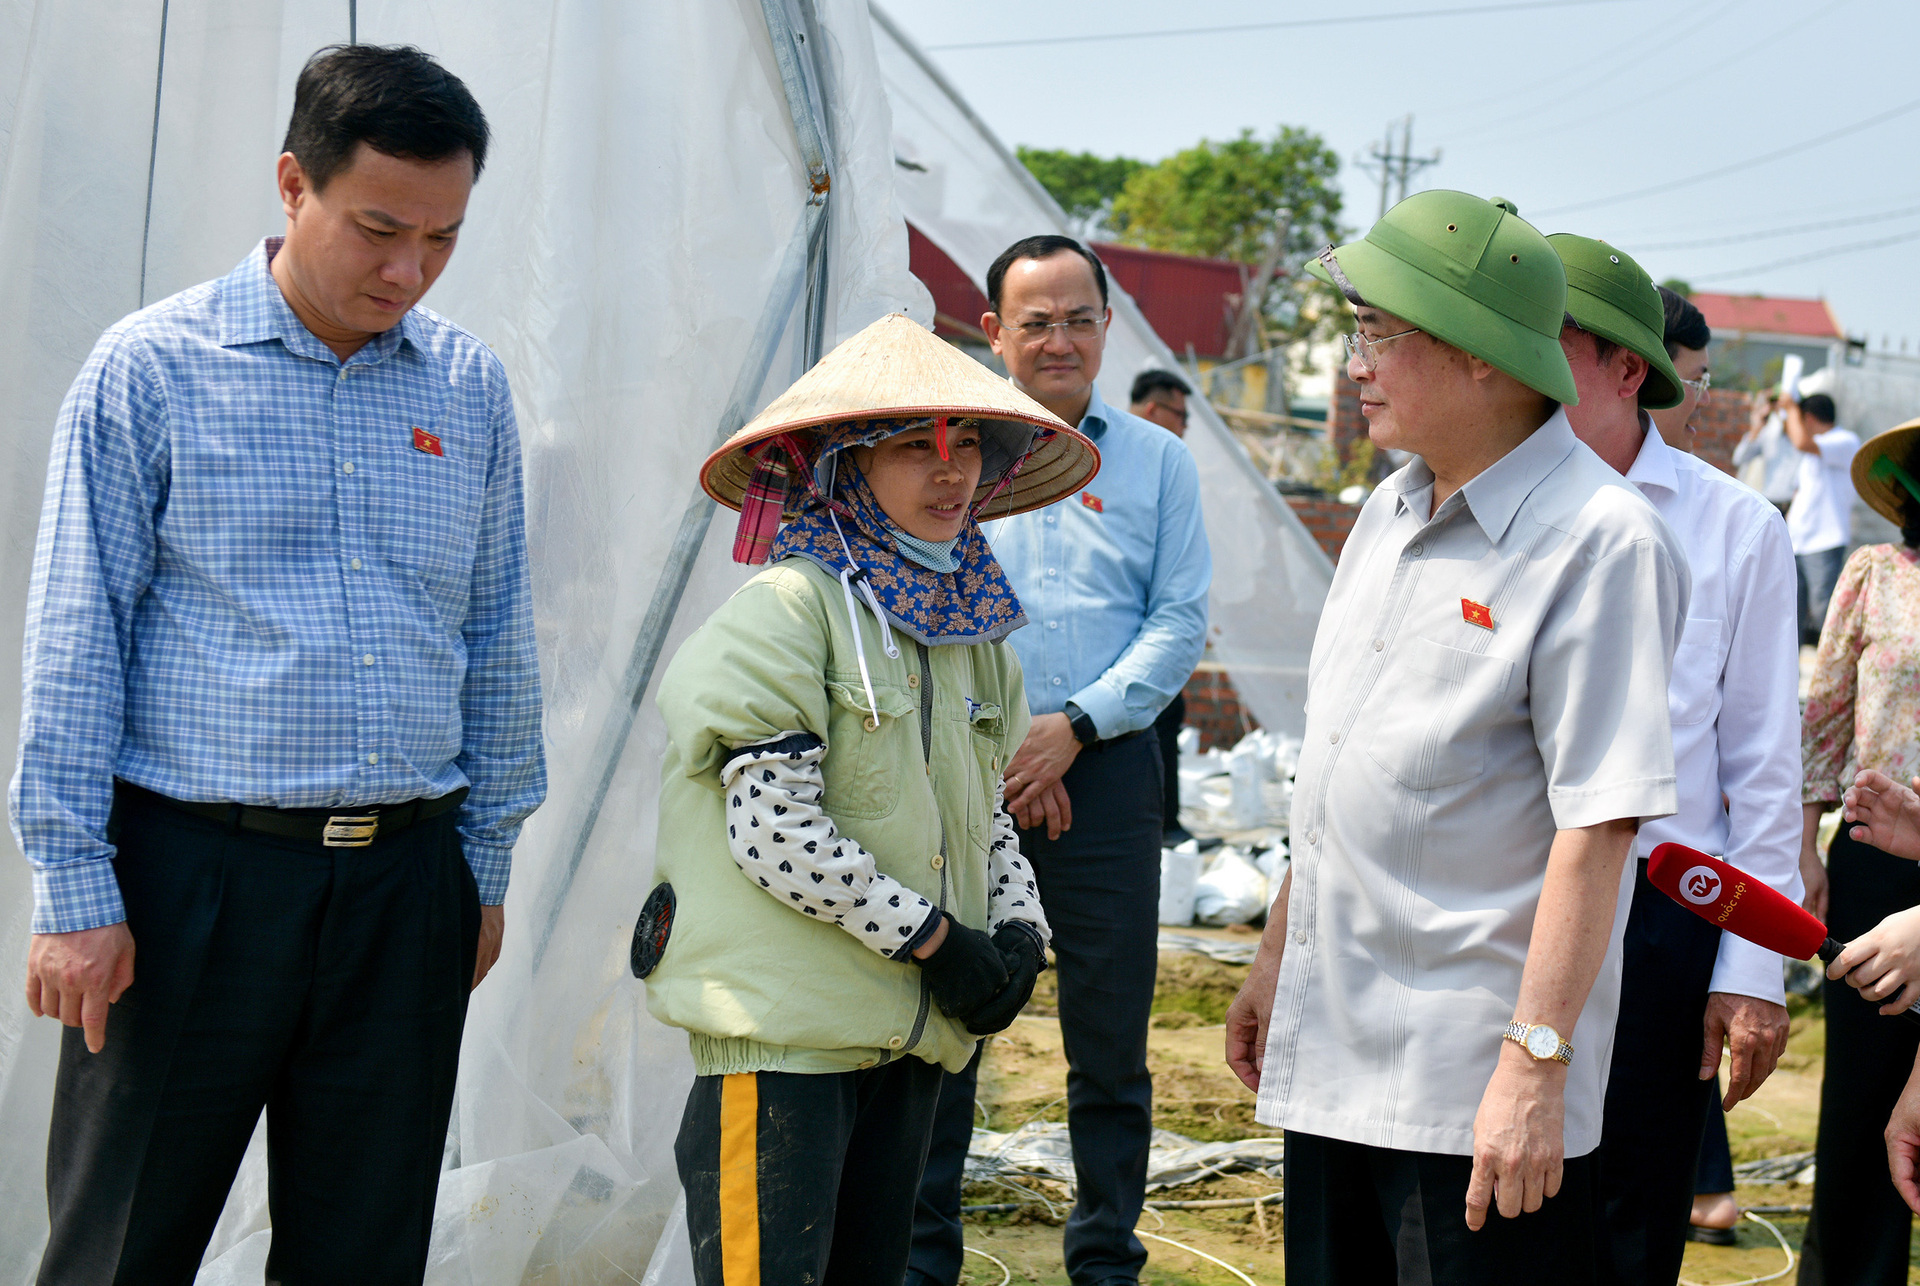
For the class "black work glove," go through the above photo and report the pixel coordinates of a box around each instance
[915,914,1009,1021]
[963,924,1047,1036]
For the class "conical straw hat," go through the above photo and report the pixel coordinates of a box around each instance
[1852,417,1920,528]
[700,313,1099,519]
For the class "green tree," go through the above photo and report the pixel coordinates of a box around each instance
[1660,277,1694,297]
[1109,126,1344,350]
[1016,146,1145,236]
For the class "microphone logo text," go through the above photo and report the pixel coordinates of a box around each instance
[1680,866,1723,905]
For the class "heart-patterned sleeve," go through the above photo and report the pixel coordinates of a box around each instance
[721,732,941,959]
[985,777,1050,945]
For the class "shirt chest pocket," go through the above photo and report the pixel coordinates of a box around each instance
[824,680,917,819]
[1364,637,1515,791]
[1667,617,1725,727]
[365,441,485,582]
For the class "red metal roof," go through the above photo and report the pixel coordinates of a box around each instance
[907,225,993,343]
[905,223,1252,359]
[1691,292,1842,341]
[1092,242,1249,360]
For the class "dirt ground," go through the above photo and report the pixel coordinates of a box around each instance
[953,934,1899,1286]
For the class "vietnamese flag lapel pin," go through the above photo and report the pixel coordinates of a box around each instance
[1461,598,1494,630]
[1081,491,1104,513]
[412,426,444,456]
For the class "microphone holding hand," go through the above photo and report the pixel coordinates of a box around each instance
[1647,843,1920,1024]
[1842,768,1920,861]
[1649,842,1920,1214]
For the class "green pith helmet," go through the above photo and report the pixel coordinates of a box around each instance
[1307,191,1577,405]
[1547,233,1684,410]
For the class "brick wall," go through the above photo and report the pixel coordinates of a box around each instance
[1329,363,1365,462]
[1689,392,1752,478]
[1284,494,1361,563]
[1181,664,1255,750]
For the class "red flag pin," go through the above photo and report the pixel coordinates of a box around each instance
[412,426,444,457]
[1081,491,1104,513]
[1461,598,1494,630]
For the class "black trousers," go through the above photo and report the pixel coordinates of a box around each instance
[1283,1131,1598,1286]
[1800,828,1920,1286]
[910,734,1163,1286]
[675,1060,944,1286]
[1593,861,1723,1285]
[37,786,480,1286]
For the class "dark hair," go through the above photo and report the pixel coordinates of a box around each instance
[1565,313,1621,366]
[1799,392,1837,425]
[1903,502,1920,552]
[1131,369,1191,403]
[1658,286,1711,357]
[986,235,1108,313]
[283,45,490,190]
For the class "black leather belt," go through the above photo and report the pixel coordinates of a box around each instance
[118,780,467,848]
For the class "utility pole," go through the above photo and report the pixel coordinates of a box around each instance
[1358,116,1442,221]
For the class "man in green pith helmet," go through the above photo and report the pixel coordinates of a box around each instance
[1223,193,1689,1283]
[1548,233,1803,1284]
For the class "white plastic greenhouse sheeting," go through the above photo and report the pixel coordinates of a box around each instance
[0,1,930,1281]
[870,7,1335,737]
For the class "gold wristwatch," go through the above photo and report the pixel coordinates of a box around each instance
[1503,1021,1573,1066]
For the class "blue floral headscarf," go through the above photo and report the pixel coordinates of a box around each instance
[760,417,1030,647]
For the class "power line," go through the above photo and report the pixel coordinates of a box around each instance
[1438,0,1740,142]
[923,0,1642,52]
[1630,203,1920,252]
[1534,94,1920,216]
[1676,0,1854,83]
[1600,188,1920,246]
[1690,228,1920,283]
[1449,0,1838,150]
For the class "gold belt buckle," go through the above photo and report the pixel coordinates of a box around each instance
[323,814,380,847]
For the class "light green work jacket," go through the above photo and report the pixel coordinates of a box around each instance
[645,557,1030,1075]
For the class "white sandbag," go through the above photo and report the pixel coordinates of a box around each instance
[1225,744,1267,830]
[1193,846,1269,926]
[1256,844,1289,887]
[1158,847,1200,926]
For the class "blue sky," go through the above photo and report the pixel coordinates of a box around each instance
[880,0,1920,352]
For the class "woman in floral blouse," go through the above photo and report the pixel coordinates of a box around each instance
[1798,415,1920,1285]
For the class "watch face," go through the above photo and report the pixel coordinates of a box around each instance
[1524,1025,1561,1060]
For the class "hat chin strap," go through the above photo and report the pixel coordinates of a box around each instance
[826,508,900,726]
[1871,454,1920,510]
[1317,245,1366,307]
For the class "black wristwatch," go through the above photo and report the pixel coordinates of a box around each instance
[1062,701,1099,746]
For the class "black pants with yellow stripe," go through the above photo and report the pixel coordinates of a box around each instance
[675,1059,945,1286]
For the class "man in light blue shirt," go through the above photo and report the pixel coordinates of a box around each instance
[909,235,1210,1286]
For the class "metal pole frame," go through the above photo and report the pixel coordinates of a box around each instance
[530,0,838,965]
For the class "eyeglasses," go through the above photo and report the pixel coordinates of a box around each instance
[996,315,1103,345]
[1342,326,1420,372]
[1149,399,1189,426]
[1680,370,1712,394]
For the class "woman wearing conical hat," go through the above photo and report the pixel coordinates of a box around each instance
[634,314,1098,1285]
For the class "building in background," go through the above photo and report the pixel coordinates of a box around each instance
[1693,292,1844,389]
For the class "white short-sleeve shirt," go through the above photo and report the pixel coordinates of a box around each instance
[1257,410,1689,1158]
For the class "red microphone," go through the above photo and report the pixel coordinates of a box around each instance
[1647,842,1920,1025]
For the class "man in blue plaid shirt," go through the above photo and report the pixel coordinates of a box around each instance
[11,45,545,1283]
